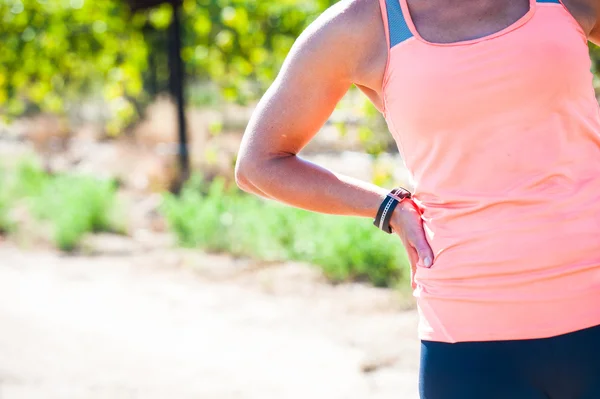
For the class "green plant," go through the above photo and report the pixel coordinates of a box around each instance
[1,0,147,131]
[1,0,336,122]
[29,175,122,251]
[11,158,48,198]
[0,160,123,251]
[162,175,289,259]
[289,212,409,287]
[162,175,411,287]
[0,174,15,234]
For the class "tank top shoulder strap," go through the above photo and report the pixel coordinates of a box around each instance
[378,0,563,49]
[378,0,413,48]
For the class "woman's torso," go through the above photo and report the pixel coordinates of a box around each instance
[372,0,600,342]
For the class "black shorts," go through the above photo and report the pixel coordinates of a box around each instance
[420,324,600,399]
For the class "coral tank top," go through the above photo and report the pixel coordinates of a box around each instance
[378,0,600,342]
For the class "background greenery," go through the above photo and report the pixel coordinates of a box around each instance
[4,0,600,119]
[162,175,410,287]
[0,0,338,130]
[0,160,123,251]
[2,0,600,288]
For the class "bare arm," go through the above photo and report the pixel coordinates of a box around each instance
[563,0,600,42]
[235,0,434,273]
[235,0,388,218]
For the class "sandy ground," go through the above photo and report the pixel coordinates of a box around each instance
[0,239,420,399]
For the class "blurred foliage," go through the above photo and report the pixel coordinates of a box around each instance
[589,43,600,92]
[162,175,410,287]
[0,175,15,234]
[0,0,149,133]
[178,0,336,103]
[31,175,124,251]
[0,159,124,251]
[0,0,336,126]
[6,0,595,152]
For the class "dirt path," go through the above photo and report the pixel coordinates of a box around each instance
[0,240,420,399]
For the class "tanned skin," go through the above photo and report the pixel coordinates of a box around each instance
[235,0,600,287]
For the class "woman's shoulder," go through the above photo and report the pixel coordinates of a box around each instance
[290,0,387,85]
[299,0,381,46]
[563,0,598,35]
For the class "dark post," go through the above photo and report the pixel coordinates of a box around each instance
[125,0,189,187]
[167,1,190,183]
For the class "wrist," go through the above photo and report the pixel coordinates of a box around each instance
[372,189,389,217]
[373,187,412,234]
[388,199,416,232]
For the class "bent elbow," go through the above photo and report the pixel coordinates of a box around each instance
[236,150,289,195]
[235,170,252,194]
[234,156,260,193]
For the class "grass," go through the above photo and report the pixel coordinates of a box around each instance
[0,160,124,251]
[30,175,123,251]
[0,174,14,234]
[0,159,410,287]
[162,175,411,287]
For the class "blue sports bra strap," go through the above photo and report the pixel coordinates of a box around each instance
[385,0,413,48]
[537,0,561,4]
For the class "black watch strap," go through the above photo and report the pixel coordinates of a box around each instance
[373,188,412,234]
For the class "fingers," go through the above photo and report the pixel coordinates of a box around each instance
[406,246,418,289]
[413,228,434,268]
[402,213,434,268]
[392,200,435,274]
